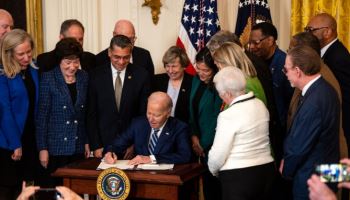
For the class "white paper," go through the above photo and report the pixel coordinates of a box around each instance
[137,163,174,170]
[97,160,134,170]
[97,160,174,170]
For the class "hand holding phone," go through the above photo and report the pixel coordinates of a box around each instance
[316,163,350,182]
[34,188,61,200]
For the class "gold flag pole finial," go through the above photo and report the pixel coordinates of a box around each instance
[142,0,162,25]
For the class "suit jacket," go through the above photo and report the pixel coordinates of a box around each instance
[36,67,88,156]
[283,77,340,199]
[0,65,39,150]
[87,63,151,150]
[322,40,350,137]
[189,76,222,154]
[37,50,96,74]
[105,116,191,164]
[96,46,154,76]
[269,47,294,128]
[152,73,192,123]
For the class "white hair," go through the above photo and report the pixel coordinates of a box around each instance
[213,66,246,97]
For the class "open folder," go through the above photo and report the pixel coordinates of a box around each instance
[97,160,174,170]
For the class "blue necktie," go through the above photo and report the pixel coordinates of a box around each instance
[148,128,160,155]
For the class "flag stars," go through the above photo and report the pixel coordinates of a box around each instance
[184,4,190,11]
[205,19,213,26]
[192,4,198,12]
[207,6,214,14]
[191,16,196,23]
[189,27,195,35]
[199,17,205,25]
[206,30,211,37]
[183,15,189,23]
[197,28,204,36]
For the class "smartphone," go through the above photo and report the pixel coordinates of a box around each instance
[315,163,350,182]
[34,188,61,200]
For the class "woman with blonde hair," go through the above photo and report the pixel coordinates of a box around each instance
[0,29,39,198]
[213,42,267,105]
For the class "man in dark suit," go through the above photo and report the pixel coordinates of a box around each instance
[307,13,350,160]
[281,45,340,199]
[249,22,294,134]
[95,19,154,76]
[87,35,151,159]
[104,92,191,165]
[37,19,96,73]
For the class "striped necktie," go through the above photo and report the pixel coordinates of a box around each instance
[148,128,160,155]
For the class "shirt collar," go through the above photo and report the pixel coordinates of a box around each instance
[302,75,321,96]
[110,64,126,75]
[321,38,337,58]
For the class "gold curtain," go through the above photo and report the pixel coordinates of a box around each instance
[291,0,350,50]
[26,0,43,58]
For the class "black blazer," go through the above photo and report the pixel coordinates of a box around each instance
[322,40,350,136]
[87,63,151,150]
[152,73,192,124]
[37,50,96,74]
[96,46,154,76]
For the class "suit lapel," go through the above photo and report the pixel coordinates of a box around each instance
[119,64,133,113]
[74,70,84,109]
[154,120,171,154]
[289,78,323,132]
[102,64,119,112]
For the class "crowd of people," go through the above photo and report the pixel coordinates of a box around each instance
[1,8,350,200]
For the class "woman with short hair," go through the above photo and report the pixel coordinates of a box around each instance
[152,46,192,123]
[36,38,90,186]
[209,67,275,200]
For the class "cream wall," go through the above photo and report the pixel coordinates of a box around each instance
[42,0,291,74]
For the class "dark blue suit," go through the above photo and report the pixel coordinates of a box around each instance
[283,77,340,199]
[36,67,88,156]
[0,65,39,150]
[105,116,191,164]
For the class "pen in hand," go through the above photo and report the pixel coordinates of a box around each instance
[105,151,117,164]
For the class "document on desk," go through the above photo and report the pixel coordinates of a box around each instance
[97,160,134,170]
[137,163,174,170]
[97,160,174,170]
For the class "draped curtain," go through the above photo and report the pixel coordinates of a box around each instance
[291,0,350,50]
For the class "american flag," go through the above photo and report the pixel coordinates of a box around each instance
[177,0,220,75]
[235,0,272,47]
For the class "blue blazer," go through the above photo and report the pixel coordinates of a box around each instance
[283,77,340,199]
[105,116,191,164]
[36,67,88,156]
[270,47,294,127]
[0,64,39,150]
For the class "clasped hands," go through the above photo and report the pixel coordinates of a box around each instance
[104,152,152,165]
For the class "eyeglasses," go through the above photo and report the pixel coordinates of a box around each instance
[304,26,328,32]
[248,36,269,45]
[282,65,297,74]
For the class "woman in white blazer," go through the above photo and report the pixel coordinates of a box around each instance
[208,67,275,200]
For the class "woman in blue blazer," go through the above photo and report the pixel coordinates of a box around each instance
[189,47,222,200]
[36,38,90,187]
[0,29,39,198]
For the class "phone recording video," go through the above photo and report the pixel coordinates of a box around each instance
[316,163,350,182]
[34,188,61,200]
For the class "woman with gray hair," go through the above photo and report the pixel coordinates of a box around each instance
[208,67,275,200]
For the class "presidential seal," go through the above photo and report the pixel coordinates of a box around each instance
[97,168,130,200]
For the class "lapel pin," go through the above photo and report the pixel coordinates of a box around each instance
[181,89,186,92]
[165,132,169,135]
[128,76,132,79]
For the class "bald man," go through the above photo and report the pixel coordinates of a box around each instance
[0,9,14,40]
[307,13,350,161]
[103,92,191,165]
[96,19,154,76]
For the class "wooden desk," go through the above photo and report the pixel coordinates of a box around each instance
[52,158,205,200]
